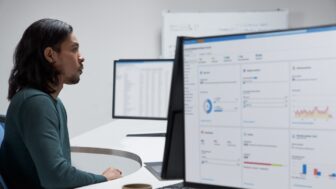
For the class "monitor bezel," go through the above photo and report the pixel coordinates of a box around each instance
[112,59,174,120]
[161,36,187,180]
[183,23,336,45]
[182,23,336,189]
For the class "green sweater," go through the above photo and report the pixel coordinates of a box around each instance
[0,88,106,188]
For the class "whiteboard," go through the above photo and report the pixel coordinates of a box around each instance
[162,10,289,58]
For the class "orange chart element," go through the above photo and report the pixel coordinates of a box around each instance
[294,107,333,120]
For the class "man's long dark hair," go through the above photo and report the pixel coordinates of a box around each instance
[8,18,73,100]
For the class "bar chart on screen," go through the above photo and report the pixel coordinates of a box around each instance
[290,130,336,188]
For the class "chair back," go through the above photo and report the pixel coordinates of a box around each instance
[0,115,5,145]
[0,115,8,189]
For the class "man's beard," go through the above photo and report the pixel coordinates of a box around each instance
[68,76,80,84]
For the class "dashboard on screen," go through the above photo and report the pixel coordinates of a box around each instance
[183,25,336,189]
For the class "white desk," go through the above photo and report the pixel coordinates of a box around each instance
[70,119,182,188]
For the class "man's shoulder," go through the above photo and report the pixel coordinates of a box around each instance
[7,88,58,123]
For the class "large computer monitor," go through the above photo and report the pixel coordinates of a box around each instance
[181,25,336,189]
[113,59,174,120]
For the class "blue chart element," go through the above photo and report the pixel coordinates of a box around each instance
[204,99,212,114]
[302,164,307,175]
[330,173,336,178]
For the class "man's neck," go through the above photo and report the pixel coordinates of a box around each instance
[50,83,63,100]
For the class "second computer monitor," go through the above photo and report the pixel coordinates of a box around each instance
[113,59,174,120]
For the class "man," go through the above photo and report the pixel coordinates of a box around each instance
[0,18,122,188]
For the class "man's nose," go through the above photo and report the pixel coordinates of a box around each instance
[79,55,85,63]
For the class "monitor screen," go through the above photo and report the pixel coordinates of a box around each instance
[113,59,174,120]
[183,25,336,189]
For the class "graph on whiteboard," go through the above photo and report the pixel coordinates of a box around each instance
[161,10,289,58]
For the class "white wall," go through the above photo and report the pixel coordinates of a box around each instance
[0,0,336,137]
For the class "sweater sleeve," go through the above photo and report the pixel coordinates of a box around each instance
[19,95,106,189]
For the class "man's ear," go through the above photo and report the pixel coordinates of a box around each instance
[44,47,55,64]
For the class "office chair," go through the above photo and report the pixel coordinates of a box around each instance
[0,115,5,146]
[0,114,8,189]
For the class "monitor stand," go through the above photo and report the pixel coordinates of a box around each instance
[126,133,166,137]
[144,162,163,180]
